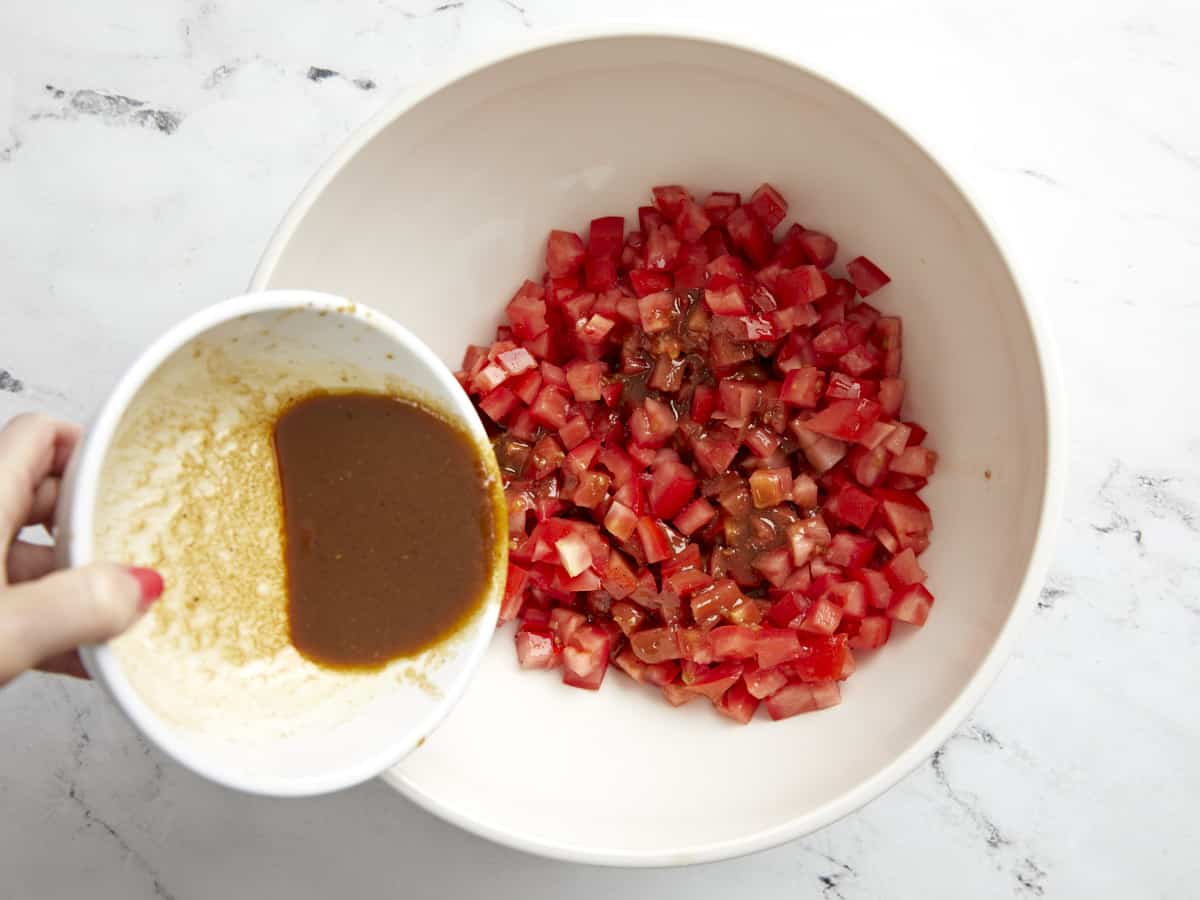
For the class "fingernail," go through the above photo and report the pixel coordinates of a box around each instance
[127,567,164,610]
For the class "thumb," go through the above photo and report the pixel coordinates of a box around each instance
[0,562,163,685]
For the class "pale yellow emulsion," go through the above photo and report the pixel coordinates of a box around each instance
[95,337,451,744]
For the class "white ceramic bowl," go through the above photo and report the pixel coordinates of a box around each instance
[56,290,507,796]
[252,31,1064,862]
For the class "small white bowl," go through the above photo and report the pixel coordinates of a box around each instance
[55,290,507,796]
[252,30,1065,862]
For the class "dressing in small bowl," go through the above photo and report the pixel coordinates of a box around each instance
[56,290,506,796]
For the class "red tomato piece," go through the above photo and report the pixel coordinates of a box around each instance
[889,583,934,626]
[702,191,741,224]
[846,255,891,296]
[775,265,827,307]
[682,661,744,701]
[805,399,883,442]
[587,216,624,259]
[673,198,712,243]
[765,681,841,720]
[628,268,673,297]
[546,230,585,277]
[651,185,693,218]
[725,206,773,265]
[748,183,788,229]
[797,230,838,268]
[636,516,674,564]
[715,679,760,724]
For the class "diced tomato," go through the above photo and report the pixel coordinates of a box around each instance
[849,614,892,649]
[780,366,824,407]
[649,460,698,520]
[851,567,893,610]
[748,183,788,229]
[673,497,717,536]
[705,280,752,316]
[715,679,760,723]
[765,681,841,720]
[636,516,674,564]
[611,600,646,635]
[775,265,827,307]
[708,625,758,660]
[564,360,604,403]
[879,377,905,418]
[785,634,855,682]
[661,681,696,706]
[630,627,682,663]
[805,398,882,442]
[796,230,838,268]
[702,191,740,224]
[877,490,933,551]
[682,661,744,701]
[792,473,819,508]
[529,385,571,430]
[883,422,912,456]
[825,484,878,529]
[515,628,559,669]
[744,665,789,699]
[725,206,773,265]
[890,446,938,478]
[478,386,519,424]
[662,567,714,601]
[846,255,890,296]
[603,500,638,542]
[651,185,693,218]
[471,182,933,723]
[883,547,928,587]
[691,578,758,628]
[689,383,717,424]
[828,580,868,618]
[629,269,672,297]
[889,583,934,626]
[825,532,876,569]
[549,607,586,647]
[796,595,843,635]
[546,230,585,277]
[600,550,639,599]
[645,224,682,271]
[749,468,793,509]
[673,198,711,242]
[562,623,612,690]
[587,216,624,259]
[584,256,618,291]
[499,562,530,623]
[629,396,677,447]
[753,628,802,668]
[598,446,637,487]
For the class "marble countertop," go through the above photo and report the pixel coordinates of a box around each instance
[2,1,1197,897]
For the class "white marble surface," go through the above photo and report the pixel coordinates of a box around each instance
[1,0,1197,896]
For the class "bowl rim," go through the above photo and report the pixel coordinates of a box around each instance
[249,25,1067,864]
[69,289,506,797]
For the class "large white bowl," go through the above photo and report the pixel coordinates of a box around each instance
[252,30,1064,864]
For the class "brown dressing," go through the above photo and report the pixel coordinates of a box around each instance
[273,391,497,669]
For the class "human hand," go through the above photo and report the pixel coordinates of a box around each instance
[0,414,162,685]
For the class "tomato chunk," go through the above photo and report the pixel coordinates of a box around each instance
[846,256,890,296]
[468,182,934,724]
[765,682,841,720]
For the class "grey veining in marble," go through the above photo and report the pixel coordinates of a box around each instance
[2,0,1198,897]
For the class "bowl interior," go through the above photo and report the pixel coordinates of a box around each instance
[256,36,1052,856]
[76,295,504,796]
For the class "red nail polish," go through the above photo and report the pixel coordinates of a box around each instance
[128,567,164,609]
